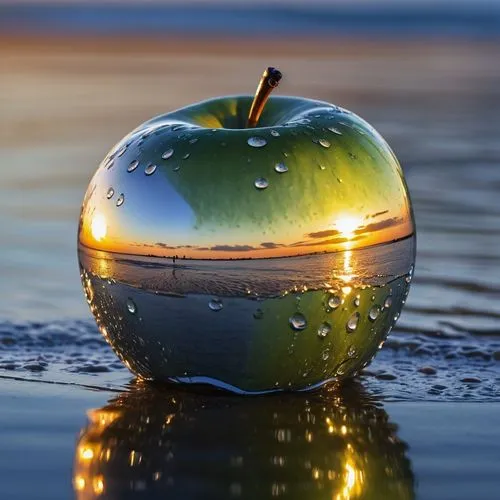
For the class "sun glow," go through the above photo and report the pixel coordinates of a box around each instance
[335,216,363,240]
[91,213,107,241]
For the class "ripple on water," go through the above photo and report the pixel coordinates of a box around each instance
[0,319,498,401]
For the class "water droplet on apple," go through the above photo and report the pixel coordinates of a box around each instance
[318,164,326,170]
[106,187,114,199]
[162,148,174,160]
[354,295,360,307]
[117,145,127,157]
[328,294,341,309]
[253,308,264,319]
[346,312,360,332]
[384,296,393,309]
[328,127,342,135]
[126,298,136,314]
[318,139,331,148]
[369,305,381,321]
[289,313,307,331]
[317,322,331,338]
[182,153,190,160]
[348,346,357,358]
[254,177,269,190]
[189,138,198,144]
[104,158,114,169]
[173,164,181,172]
[322,348,330,360]
[270,130,280,137]
[144,164,157,176]
[247,136,267,148]
[274,162,288,173]
[116,194,125,207]
[127,159,139,172]
[208,298,223,312]
[348,152,357,160]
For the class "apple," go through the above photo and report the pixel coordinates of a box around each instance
[78,68,415,393]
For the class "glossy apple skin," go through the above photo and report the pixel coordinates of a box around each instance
[78,95,415,393]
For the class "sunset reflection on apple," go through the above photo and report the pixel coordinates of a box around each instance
[78,95,415,392]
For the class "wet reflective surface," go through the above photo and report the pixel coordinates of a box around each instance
[73,383,414,499]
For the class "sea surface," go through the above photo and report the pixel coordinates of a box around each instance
[1,37,499,498]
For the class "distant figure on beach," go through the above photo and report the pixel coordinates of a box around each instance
[172,255,176,264]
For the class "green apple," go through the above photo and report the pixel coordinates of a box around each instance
[78,68,415,393]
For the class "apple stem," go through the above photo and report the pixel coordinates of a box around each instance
[246,67,282,128]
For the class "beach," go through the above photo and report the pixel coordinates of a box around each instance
[1,32,500,498]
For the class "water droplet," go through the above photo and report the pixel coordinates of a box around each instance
[162,148,174,160]
[127,159,139,172]
[189,138,198,144]
[346,312,360,332]
[117,145,127,157]
[247,136,267,148]
[106,187,114,199]
[322,348,330,361]
[270,130,280,137]
[208,298,223,312]
[144,164,157,176]
[318,164,326,170]
[126,298,136,314]
[182,153,190,160]
[384,296,393,309]
[274,162,288,173]
[104,158,114,169]
[368,305,380,321]
[289,313,307,331]
[327,294,341,309]
[394,312,400,322]
[116,194,125,207]
[317,322,331,338]
[328,127,342,135]
[253,308,264,320]
[348,152,357,160]
[254,177,269,190]
[348,346,356,358]
[173,164,181,172]
[318,139,331,148]
[283,152,289,157]
[354,295,360,307]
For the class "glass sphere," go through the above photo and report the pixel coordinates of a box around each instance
[78,96,416,393]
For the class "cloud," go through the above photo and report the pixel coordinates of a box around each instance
[306,229,342,239]
[290,235,362,247]
[260,242,285,249]
[155,242,177,249]
[210,244,256,252]
[368,209,389,219]
[354,217,402,235]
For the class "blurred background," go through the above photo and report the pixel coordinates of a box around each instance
[1,3,500,499]
[1,0,499,392]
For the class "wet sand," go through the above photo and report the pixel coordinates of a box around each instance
[1,37,500,498]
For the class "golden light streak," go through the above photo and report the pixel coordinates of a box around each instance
[74,475,86,491]
[79,447,94,461]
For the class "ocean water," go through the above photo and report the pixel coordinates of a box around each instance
[1,37,500,498]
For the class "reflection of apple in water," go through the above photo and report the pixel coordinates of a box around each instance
[78,68,416,392]
[73,385,415,499]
